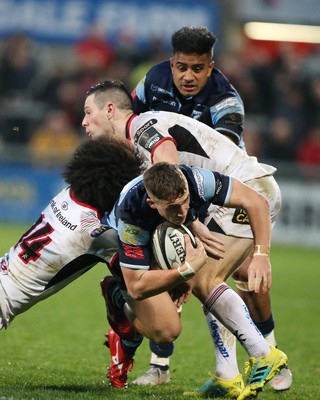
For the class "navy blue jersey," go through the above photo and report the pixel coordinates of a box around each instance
[132,60,245,148]
[103,165,232,273]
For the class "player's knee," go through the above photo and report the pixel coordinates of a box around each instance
[232,256,250,292]
[232,266,249,282]
[149,323,181,343]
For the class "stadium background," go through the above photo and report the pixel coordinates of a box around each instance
[0,2,319,399]
[0,0,319,248]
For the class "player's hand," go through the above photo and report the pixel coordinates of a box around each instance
[189,219,225,259]
[170,281,192,307]
[247,256,272,293]
[184,235,207,273]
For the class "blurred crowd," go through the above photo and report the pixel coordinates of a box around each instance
[219,38,320,168]
[0,29,319,169]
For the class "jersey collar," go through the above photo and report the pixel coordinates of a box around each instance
[126,114,138,141]
[70,189,102,220]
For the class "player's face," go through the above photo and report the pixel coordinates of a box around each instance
[82,94,113,139]
[149,191,190,225]
[170,52,214,97]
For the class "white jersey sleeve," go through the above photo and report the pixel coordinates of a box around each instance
[129,111,276,182]
[0,187,118,329]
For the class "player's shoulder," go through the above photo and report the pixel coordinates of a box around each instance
[145,60,172,86]
[180,164,214,185]
[179,164,194,179]
[210,67,230,83]
[115,176,151,226]
[147,60,171,75]
[118,175,145,204]
[131,110,171,127]
[209,68,240,96]
[49,187,100,230]
[207,68,228,89]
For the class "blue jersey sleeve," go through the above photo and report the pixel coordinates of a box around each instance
[132,75,149,114]
[117,218,152,270]
[183,165,233,206]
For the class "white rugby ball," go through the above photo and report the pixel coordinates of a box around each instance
[152,222,197,270]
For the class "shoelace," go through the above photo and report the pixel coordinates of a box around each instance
[243,360,252,378]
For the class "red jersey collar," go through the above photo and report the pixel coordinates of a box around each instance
[70,189,102,220]
[125,114,138,141]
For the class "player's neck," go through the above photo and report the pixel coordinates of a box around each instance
[114,110,134,139]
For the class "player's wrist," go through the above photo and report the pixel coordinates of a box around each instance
[253,244,270,257]
[177,262,195,280]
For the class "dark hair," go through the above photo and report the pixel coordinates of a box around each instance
[171,26,216,58]
[143,162,187,202]
[63,136,145,214]
[86,79,133,111]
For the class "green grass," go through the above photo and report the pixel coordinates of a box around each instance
[0,223,319,399]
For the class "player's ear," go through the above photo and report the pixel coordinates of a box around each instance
[147,197,157,209]
[208,60,214,76]
[106,101,115,119]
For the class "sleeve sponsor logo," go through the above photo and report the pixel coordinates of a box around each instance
[215,97,237,111]
[121,224,143,244]
[134,119,158,142]
[90,224,112,237]
[123,243,145,259]
[215,178,223,195]
[152,96,177,107]
[136,126,163,151]
[192,168,205,196]
[150,85,172,96]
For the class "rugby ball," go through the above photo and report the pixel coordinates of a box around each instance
[152,222,197,270]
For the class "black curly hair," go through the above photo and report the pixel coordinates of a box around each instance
[171,26,216,58]
[63,136,145,214]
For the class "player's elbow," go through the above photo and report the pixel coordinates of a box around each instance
[247,192,270,215]
[260,193,270,213]
[123,269,151,300]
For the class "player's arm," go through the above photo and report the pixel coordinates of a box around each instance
[153,139,179,164]
[120,235,206,301]
[213,110,244,147]
[205,83,245,147]
[227,179,271,254]
[226,178,272,293]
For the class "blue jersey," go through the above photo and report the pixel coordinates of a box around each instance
[132,60,245,148]
[103,165,232,273]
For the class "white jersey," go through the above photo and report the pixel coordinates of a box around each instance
[127,111,281,238]
[128,111,276,182]
[0,187,118,329]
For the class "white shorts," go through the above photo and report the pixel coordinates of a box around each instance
[204,175,282,239]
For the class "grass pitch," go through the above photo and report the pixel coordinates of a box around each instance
[0,223,319,400]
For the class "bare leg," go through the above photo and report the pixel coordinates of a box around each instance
[128,291,182,343]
